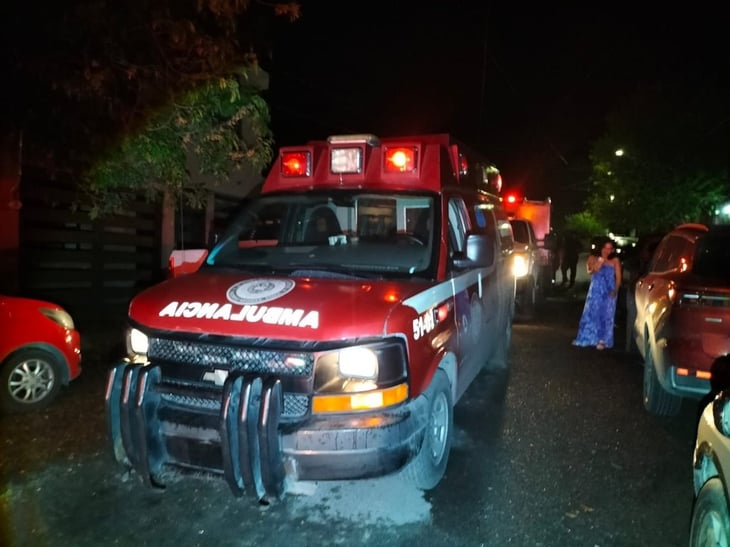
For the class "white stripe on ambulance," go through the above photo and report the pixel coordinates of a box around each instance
[403,268,488,314]
[158,301,319,329]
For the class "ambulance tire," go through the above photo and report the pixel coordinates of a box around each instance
[402,369,453,490]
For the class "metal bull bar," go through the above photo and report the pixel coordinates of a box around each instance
[219,373,284,500]
[105,363,285,501]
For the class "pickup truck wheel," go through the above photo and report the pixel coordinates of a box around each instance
[690,478,730,547]
[521,277,536,319]
[485,319,512,372]
[1,348,63,413]
[402,370,453,490]
[642,341,682,416]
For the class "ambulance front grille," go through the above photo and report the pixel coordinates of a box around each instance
[161,392,310,418]
[148,338,314,377]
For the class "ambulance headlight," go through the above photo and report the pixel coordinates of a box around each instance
[338,347,378,378]
[512,254,529,278]
[126,328,149,357]
[313,341,407,394]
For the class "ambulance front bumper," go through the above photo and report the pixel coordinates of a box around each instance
[105,362,427,501]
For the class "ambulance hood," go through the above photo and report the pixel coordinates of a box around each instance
[128,271,432,342]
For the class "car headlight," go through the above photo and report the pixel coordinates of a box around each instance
[512,254,529,278]
[312,341,408,413]
[40,307,75,330]
[126,328,149,357]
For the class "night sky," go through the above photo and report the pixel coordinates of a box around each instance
[263,2,728,219]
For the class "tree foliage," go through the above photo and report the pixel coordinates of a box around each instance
[563,210,606,240]
[585,84,729,234]
[85,75,274,217]
[4,0,299,214]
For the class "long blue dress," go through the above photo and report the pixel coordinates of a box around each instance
[573,263,617,348]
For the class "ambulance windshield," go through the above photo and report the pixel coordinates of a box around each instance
[206,191,436,277]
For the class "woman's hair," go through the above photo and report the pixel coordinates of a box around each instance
[594,236,617,258]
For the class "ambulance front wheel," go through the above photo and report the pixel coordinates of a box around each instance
[402,369,453,490]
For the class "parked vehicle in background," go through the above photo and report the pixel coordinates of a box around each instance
[503,193,555,296]
[0,295,82,413]
[634,223,730,416]
[691,356,730,546]
[620,232,665,352]
[509,218,541,319]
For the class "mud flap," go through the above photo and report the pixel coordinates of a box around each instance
[220,374,284,501]
[105,363,166,488]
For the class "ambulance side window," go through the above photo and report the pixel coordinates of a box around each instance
[447,198,469,255]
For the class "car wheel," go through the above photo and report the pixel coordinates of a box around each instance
[1,348,64,413]
[690,478,730,547]
[402,369,453,490]
[642,341,682,416]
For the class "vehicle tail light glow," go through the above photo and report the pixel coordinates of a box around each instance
[668,282,677,303]
[330,147,363,174]
[459,154,468,176]
[384,147,417,173]
[677,367,712,380]
[281,151,311,177]
[505,192,520,204]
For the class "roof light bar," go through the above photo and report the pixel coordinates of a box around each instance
[327,134,380,146]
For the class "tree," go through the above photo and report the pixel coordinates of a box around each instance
[585,83,729,234]
[3,0,300,215]
[563,210,605,240]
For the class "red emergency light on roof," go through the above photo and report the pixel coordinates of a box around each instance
[505,192,520,204]
[281,151,311,177]
[384,147,417,173]
[459,154,469,176]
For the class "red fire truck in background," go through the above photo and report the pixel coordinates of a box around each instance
[503,192,556,317]
[105,133,516,501]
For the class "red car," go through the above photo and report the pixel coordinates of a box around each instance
[0,295,82,413]
[634,223,730,416]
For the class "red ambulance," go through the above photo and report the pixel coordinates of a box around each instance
[105,133,516,501]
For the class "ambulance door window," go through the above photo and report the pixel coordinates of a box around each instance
[447,198,469,256]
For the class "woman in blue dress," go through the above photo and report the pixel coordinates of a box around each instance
[572,237,622,350]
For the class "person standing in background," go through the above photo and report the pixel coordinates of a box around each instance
[559,231,582,288]
[572,237,622,350]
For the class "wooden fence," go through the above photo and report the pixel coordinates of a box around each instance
[18,172,241,329]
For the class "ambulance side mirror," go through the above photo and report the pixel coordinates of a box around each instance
[453,233,494,269]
